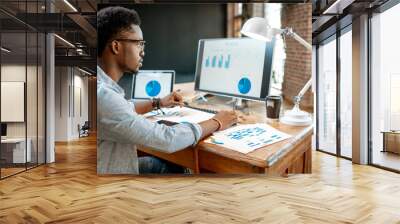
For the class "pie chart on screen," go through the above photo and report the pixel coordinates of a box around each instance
[238,77,251,94]
[145,80,161,97]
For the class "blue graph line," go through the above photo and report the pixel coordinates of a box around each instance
[225,54,231,68]
[218,55,223,68]
[212,56,217,67]
[205,54,231,69]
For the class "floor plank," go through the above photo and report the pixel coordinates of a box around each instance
[0,135,400,223]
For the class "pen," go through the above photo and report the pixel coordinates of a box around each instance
[159,108,166,115]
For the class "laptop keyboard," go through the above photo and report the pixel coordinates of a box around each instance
[184,104,218,114]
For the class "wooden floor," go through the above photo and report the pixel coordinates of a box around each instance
[1,167,26,178]
[372,150,400,171]
[1,135,400,223]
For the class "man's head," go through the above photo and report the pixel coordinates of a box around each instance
[98,6,144,73]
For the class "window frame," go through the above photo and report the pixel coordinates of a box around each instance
[367,0,400,173]
[315,22,353,161]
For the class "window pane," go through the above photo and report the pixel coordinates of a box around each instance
[317,37,337,154]
[265,4,285,95]
[27,31,38,169]
[38,32,46,165]
[1,30,27,177]
[340,29,352,158]
[371,3,400,171]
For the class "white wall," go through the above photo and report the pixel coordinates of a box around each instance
[1,65,41,137]
[55,66,69,141]
[1,64,46,164]
[1,65,26,139]
[54,67,89,141]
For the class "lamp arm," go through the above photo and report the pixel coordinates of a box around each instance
[280,27,312,105]
[293,78,312,105]
[283,27,312,51]
[298,79,312,98]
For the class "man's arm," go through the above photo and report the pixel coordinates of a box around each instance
[99,88,201,153]
[99,88,236,153]
[134,91,183,114]
[134,100,153,114]
[198,111,237,139]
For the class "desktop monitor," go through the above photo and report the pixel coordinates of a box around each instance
[1,123,7,137]
[194,38,275,100]
[133,70,175,99]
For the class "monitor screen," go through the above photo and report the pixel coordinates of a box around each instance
[194,38,275,100]
[133,70,175,99]
[1,123,7,137]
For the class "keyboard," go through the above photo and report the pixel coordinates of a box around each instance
[184,104,218,114]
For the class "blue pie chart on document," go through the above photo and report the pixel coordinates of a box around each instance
[238,77,251,94]
[145,80,161,97]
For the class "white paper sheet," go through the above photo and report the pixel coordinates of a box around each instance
[205,123,291,154]
[144,106,215,124]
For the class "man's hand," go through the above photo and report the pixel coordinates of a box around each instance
[212,111,238,131]
[160,91,183,108]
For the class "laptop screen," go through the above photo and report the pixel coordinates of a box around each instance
[133,70,175,99]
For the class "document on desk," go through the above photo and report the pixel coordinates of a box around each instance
[144,106,215,124]
[205,123,291,154]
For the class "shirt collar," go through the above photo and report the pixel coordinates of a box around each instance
[97,66,125,95]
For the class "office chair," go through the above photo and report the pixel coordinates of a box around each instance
[78,121,90,138]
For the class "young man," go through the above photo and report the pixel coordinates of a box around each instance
[97,6,237,174]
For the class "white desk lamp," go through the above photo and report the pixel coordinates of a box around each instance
[241,17,312,126]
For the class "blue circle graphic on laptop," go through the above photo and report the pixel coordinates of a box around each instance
[145,80,161,97]
[238,77,251,94]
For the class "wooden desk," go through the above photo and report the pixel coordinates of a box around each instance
[382,131,400,155]
[1,138,32,165]
[138,83,313,175]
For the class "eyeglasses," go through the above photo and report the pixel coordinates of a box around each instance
[114,39,146,50]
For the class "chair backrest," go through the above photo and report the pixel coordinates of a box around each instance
[82,121,90,129]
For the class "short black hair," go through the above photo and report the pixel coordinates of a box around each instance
[97,6,141,57]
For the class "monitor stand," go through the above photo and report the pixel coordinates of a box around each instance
[192,92,209,103]
[226,98,250,114]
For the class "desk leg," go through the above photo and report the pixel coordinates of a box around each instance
[287,140,312,174]
[193,147,200,174]
[265,137,312,176]
[303,147,312,173]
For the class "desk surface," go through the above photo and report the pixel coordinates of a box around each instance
[175,83,313,167]
[1,138,27,143]
[139,82,313,174]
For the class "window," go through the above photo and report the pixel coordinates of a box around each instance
[265,4,285,95]
[339,28,352,158]
[0,0,46,179]
[370,2,400,171]
[316,23,353,160]
[317,36,337,155]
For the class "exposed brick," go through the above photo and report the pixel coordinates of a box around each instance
[281,4,313,110]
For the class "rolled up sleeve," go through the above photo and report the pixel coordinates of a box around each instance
[98,85,203,154]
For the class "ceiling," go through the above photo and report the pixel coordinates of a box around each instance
[0,0,97,73]
[312,0,390,44]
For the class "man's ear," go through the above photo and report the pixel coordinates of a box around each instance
[110,41,120,55]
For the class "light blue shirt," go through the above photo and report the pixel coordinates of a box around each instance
[97,66,202,174]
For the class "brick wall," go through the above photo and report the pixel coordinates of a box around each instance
[281,4,313,109]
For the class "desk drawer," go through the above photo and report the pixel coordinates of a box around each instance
[384,132,400,154]
[0,140,31,164]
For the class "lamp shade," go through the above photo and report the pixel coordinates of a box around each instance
[240,17,274,42]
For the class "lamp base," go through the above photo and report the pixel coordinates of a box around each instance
[280,104,312,126]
